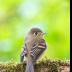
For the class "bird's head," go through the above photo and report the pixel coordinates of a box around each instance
[26,27,46,39]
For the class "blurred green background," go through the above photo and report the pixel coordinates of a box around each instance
[0,0,70,62]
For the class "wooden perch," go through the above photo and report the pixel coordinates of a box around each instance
[0,57,70,72]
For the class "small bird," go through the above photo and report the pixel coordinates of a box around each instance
[20,27,47,72]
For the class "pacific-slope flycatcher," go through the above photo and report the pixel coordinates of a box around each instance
[20,27,47,72]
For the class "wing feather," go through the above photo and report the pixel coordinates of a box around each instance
[30,39,47,63]
[20,44,27,62]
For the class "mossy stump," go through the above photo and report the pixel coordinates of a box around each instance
[0,57,70,72]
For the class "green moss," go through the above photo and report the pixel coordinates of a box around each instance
[0,57,70,72]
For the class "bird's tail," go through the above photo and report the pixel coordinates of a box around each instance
[25,61,34,72]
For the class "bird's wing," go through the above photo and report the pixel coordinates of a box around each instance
[30,39,47,63]
[20,44,27,62]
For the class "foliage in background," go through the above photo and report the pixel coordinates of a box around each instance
[0,0,70,62]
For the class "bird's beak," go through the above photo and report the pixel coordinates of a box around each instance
[41,32,46,35]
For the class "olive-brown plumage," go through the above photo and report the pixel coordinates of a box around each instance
[20,27,47,72]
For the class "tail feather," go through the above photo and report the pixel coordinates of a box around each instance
[25,62,34,72]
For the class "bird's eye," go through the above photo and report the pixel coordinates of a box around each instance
[34,32,37,35]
